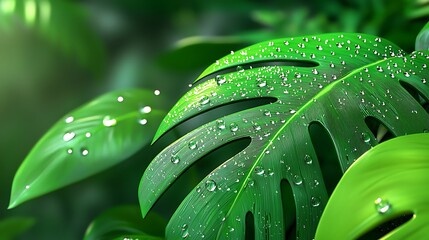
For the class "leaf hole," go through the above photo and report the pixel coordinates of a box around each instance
[308,121,343,195]
[198,59,319,83]
[356,212,414,240]
[365,116,395,143]
[281,179,296,239]
[399,80,429,114]
[245,211,255,240]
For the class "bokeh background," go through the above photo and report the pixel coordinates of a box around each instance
[0,0,428,239]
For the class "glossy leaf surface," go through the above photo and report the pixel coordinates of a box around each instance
[10,89,165,208]
[140,32,429,239]
[316,133,429,239]
[84,205,166,240]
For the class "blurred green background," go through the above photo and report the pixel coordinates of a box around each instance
[0,0,428,239]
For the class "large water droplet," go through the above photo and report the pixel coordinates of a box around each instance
[188,140,198,150]
[216,75,226,85]
[199,96,210,105]
[206,180,217,191]
[63,132,76,142]
[217,119,226,130]
[375,198,390,214]
[361,132,371,143]
[81,148,89,156]
[304,154,313,164]
[293,175,303,185]
[311,196,321,207]
[103,116,117,127]
[171,155,180,164]
[254,166,265,176]
[236,66,244,72]
[230,123,239,132]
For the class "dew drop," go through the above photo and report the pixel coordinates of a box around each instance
[246,179,255,187]
[117,96,124,102]
[67,148,73,154]
[141,106,152,113]
[254,166,265,176]
[375,198,390,214]
[25,185,30,189]
[199,96,210,105]
[205,180,217,191]
[139,119,148,125]
[65,116,74,124]
[85,132,92,138]
[304,154,313,164]
[181,224,189,239]
[171,155,180,164]
[361,132,371,143]
[63,132,76,142]
[188,140,198,150]
[253,123,261,131]
[311,196,321,207]
[81,148,89,156]
[229,123,239,132]
[236,66,244,72]
[103,116,117,127]
[154,90,161,95]
[293,175,303,185]
[216,75,226,85]
[216,119,226,130]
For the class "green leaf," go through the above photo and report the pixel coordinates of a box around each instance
[0,217,35,240]
[10,89,165,208]
[84,205,166,240]
[140,33,429,239]
[416,21,429,51]
[315,133,429,239]
[0,0,105,74]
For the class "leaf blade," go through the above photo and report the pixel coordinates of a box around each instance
[10,89,165,208]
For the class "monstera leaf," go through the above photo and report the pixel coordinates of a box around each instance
[316,133,429,239]
[139,32,429,239]
[10,89,165,208]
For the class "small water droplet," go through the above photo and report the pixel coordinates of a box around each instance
[25,185,30,189]
[154,89,161,95]
[304,154,313,164]
[85,132,91,138]
[103,116,117,127]
[253,123,261,131]
[230,123,239,132]
[361,132,371,143]
[254,166,265,176]
[375,198,390,214]
[293,175,303,185]
[65,116,74,123]
[311,196,321,207]
[188,140,198,150]
[236,66,244,72]
[117,96,124,102]
[63,132,76,142]
[216,75,226,85]
[139,119,148,125]
[246,179,255,187]
[67,148,73,154]
[228,226,235,232]
[141,106,152,114]
[205,180,217,191]
[81,148,89,156]
[199,96,210,105]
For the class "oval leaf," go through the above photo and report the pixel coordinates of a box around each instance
[139,33,429,239]
[10,89,165,208]
[315,133,429,239]
[84,205,166,240]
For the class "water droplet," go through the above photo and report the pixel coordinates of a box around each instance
[85,132,91,138]
[230,123,239,132]
[236,66,244,72]
[304,154,313,164]
[65,116,74,123]
[154,90,161,95]
[188,140,198,150]
[181,224,189,238]
[141,106,152,114]
[375,198,390,214]
[25,185,30,189]
[67,148,73,154]
[63,132,76,142]
[311,196,321,207]
[361,132,371,143]
[81,148,89,156]
[293,175,303,185]
[253,123,261,131]
[205,180,217,191]
[216,119,226,130]
[171,155,180,164]
[199,96,210,105]
[216,75,226,85]
[103,116,117,127]
[289,109,296,114]
[117,96,124,102]
[139,119,148,125]
[254,166,265,176]
[228,226,235,232]
[246,179,255,187]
